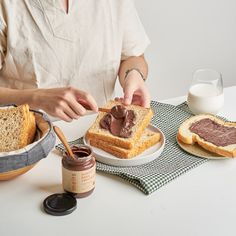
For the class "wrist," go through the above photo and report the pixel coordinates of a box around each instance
[30,89,43,109]
[124,69,145,87]
[124,68,146,82]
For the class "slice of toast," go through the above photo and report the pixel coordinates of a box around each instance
[86,100,153,149]
[89,128,161,159]
[0,104,36,152]
[177,114,236,157]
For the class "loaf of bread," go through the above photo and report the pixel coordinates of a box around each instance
[89,128,161,159]
[0,104,36,152]
[177,114,236,157]
[86,100,153,149]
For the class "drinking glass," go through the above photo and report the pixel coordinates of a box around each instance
[187,69,224,115]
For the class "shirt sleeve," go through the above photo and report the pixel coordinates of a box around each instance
[0,6,7,71]
[121,0,150,60]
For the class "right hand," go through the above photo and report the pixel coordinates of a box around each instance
[32,87,98,122]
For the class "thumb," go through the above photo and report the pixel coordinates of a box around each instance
[123,84,135,105]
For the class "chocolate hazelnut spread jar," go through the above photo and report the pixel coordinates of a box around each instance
[62,145,96,198]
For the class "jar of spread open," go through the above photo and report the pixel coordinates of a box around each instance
[62,145,96,198]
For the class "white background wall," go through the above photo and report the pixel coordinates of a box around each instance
[134,0,236,100]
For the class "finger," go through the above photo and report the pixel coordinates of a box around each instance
[75,90,98,112]
[123,84,135,106]
[57,110,73,122]
[63,104,81,120]
[68,99,87,116]
[59,88,87,116]
[140,90,151,108]
[142,99,150,108]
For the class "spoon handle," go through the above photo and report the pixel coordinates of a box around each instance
[53,126,75,159]
[98,108,111,113]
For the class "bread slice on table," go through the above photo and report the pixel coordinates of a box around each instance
[0,104,36,152]
[177,114,236,157]
[89,128,161,159]
[86,100,153,149]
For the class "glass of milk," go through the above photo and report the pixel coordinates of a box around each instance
[187,69,224,115]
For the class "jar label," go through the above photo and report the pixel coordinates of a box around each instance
[62,165,96,194]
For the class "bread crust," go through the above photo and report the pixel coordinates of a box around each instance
[27,111,36,144]
[19,104,31,148]
[19,104,36,148]
[89,130,161,159]
[177,114,236,157]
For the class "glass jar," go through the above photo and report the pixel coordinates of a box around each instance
[62,145,96,198]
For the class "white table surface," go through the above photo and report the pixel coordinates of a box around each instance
[1,86,236,236]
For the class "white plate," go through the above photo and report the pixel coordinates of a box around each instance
[176,136,228,160]
[83,124,165,167]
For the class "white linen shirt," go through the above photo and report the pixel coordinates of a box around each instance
[0,0,150,106]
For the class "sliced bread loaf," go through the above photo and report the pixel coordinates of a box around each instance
[0,104,36,152]
[177,114,236,157]
[86,100,153,149]
[89,128,161,159]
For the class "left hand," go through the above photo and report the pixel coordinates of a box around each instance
[116,70,151,108]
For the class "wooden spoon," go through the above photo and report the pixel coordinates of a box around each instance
[53,126,76,160]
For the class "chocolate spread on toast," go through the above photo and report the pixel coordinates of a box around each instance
[190,118,236,146]
[99,105,135,138]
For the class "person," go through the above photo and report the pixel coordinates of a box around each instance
[0,0,151,122]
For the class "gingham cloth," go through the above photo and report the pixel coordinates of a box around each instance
[56,101,208,195]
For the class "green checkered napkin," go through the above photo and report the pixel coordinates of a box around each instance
[56,101,208,195]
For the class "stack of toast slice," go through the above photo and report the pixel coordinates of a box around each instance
[86,100,161,159]
[0,104,36,152]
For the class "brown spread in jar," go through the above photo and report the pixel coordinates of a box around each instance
[62,145,96,198]
[99,105,136,138]
[190,118,236,146]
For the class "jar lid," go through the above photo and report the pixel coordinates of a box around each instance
[43,193,77,216]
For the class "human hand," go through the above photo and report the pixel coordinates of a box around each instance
[117,70,151,107]
[33,87,98,122]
